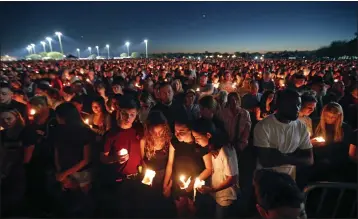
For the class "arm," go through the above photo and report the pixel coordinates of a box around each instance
[100,136,119,164]
[212,175,238,192]
[24,145,34,164]
[140,139,147,168]
[61,144,91,177]
[163,143,175,188]
[105,114,112,132]
[257,147,314,167]
[237,111,252,151]
[197,153,213,181]
[54,147,61,172]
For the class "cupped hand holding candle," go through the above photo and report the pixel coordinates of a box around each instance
[118,149,129,164]
[313,136,325,143]
[142,169,156,186]
[179,175,191,190]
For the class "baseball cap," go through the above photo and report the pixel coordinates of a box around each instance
[186,89,196,95]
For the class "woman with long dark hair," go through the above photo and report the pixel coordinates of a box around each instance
[88,96,111,136]
[53,102,93,216]
[258,90,275,120]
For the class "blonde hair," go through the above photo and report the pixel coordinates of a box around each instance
[143,112,172,160]
[0,108,25,139]
[315,102,343,142]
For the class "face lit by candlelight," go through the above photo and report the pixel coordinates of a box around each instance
[118,108,137,129]
[175,123,192,143]
[324,111,340,125]
[192,131,211,147]
[300,102,316,116]
[0,111,17,128]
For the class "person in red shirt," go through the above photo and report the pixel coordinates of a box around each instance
[100,96,144,217]
[49,71,63,91]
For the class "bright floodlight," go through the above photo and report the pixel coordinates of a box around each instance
[46,37,52,42]
[31,44,35,47]
[88,47,91,50]
[106,44,109,48]
[144,39,148,43]
[55,32,62,36]
[77,48,80,51]
[40,41,45,45]
[125,42,130,46]
[95,46,99,49]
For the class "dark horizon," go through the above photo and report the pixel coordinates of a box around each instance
[0,1,357,57]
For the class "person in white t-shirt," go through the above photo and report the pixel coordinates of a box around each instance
[191,118,239,219]
[254,89,314,172]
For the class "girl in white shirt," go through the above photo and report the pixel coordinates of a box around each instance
[191,118,239,219]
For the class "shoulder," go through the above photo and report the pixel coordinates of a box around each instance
[239,108,250,117]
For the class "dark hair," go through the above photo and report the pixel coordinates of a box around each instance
[199,95,217,110]
[301,91,317,106]
[159,82,172,91]
[63,86,74,95]
[192,118,228,150]
[146,111,168,127]
[55,102,83,126]
[112,77,126,87]
[92,96,108,114]
[253,169,304,210]
[276,89,300,107]
[0,82,12,91]
[119,95,139,110]
[174,114,191,129]
[71,95,84,105]
[259,90,275,111]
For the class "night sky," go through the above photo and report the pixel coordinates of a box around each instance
[0,1,357,57]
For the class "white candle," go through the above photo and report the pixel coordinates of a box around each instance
[119,148,128,156]
[193,178,205,202]
[314,136,325,143]
[29,109,36,116]
[142,169,156,186]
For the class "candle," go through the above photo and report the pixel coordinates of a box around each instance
[141,169,156,186]
[213,83,220,89]
[334,79,339,83]
[179,175,191,190]
[164,79,168,82]
[314,136,325,143]
[118,148,128,156]
[29,109,36,116]
[135,83,141,88]
[86,78,91,83]
[0,126,4,131]
[193,178,205,202]
[84,119,89,125]
[196,88,200,92]
[232,83,237,88]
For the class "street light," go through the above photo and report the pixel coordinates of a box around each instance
[125,42,130,58]
[144,39,148,58]
[30,44,36,54]
[77,48,80,58]
[95,46,99,57]
[55,32,63,54]
[40,41,46,53]
[88,47,92,55]
[106,44,110,59]
[46,37,53,52]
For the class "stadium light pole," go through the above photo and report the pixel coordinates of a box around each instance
[77,48,80,58]
[106,44,110,59]
[46,37,53,52]
[55,32,63,54]
[40,41,46,53]
[125,42,130,58]
[95,46,99,57]
[30,44,36,54]
[144,39,148,58]
[26,46,32,54]
[88,47,92,55]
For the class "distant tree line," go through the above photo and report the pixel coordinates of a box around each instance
[143,37,357,59]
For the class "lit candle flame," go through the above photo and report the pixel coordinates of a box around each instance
[196,88,200,92]
[179,175,191,190]
[86,78,90,83]
[232,83,237,88]
[213,83,220,89]
[314,136,325,143]
[135,83,141,88]
[142,169,156,186]
[118,148,128,156]
[334,79,338,83]
[164,79,168,82]
[29,109,36,116]
[84,119,89,125]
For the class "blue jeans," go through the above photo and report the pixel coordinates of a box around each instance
[215,203,232,219]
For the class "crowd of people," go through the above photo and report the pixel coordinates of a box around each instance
[0,58,357,218]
